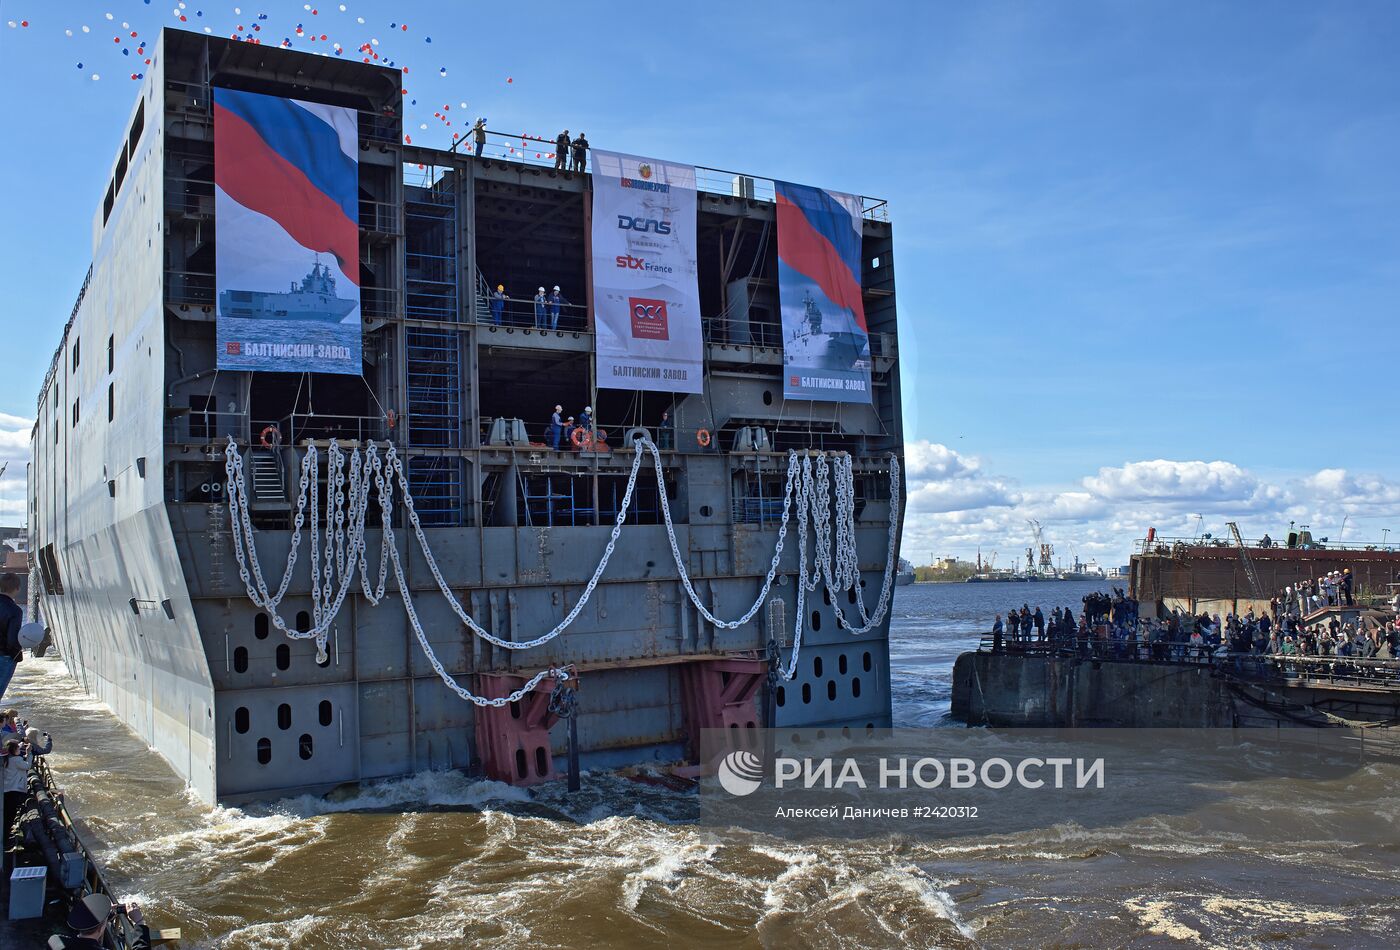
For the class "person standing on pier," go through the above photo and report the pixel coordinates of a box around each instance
[1007,609,1021,643]
[0,574,22,702]
[992,615,1004,653]
[1342,568,1354,606]
[1032,607,1045,642]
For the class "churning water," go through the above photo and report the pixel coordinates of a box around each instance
[8,581,1400,948]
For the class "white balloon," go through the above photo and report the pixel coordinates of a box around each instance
[18,622,44,650]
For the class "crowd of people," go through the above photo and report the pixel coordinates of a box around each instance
[1272,569,1356,615]
[988,577,1400,674]
[2,707,52,875]
[991,589,1140,652]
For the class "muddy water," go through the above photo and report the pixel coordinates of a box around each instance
[7,583,1400,948]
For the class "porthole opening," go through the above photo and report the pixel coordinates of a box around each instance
[775,686,786,707]
[276,644,290,670]
[762,390,773,406]
[699,505,713,518]
[838,654,848,675]
[863,651,872,672]
[256,737,271,765]
[319,700,333,727]
[847,588,857,605]
[822,589,831,606]
[254,613,269,640]
[811,610,821,632]
[852,677,862,698]
[813,656,823,678]
[827,680,837,701]
[801,683,812,704]
[233,647,248,674]
[298,734,314,760]
[234,707,250,734]
[296,611,311,633]
[277,703,291,730]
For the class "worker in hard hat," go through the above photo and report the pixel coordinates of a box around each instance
[490,284,506,326]
[547,285,564,330]
[534,287,547,329]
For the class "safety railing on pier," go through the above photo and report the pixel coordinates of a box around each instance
[1136,536,1400,556]
[977,634,1400,689]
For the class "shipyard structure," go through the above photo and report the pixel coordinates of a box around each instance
[28,31,905,803]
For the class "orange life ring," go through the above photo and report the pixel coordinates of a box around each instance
[570,427,589,449]
[696,428,712,448]
[259,425,282,449]
[386,409,397,430]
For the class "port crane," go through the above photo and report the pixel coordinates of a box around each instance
[1026,519,1054,576]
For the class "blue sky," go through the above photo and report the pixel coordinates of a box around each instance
[0,1,1397,564]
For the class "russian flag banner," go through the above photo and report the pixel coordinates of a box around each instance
[214,87,362,375]
[775,181,872,404]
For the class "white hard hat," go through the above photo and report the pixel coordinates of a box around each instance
[553,285,560,292]
[538,287,545,293]
[18,622,44,650]
[585,406,592,413]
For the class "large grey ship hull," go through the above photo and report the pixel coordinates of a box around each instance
[28,30,905,804]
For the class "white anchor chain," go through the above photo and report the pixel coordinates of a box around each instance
[223,435,901,700]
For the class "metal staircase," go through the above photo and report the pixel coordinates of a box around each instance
[474,269,491,323]
[250,450,286,503]
[1226,521,1264,598]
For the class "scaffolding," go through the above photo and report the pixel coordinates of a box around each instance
[404,177,458,322]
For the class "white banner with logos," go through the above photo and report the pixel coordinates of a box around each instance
[590,150,703,394]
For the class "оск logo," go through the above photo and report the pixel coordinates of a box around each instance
[717,750,764,797]
[638,163,653,180]
[629,297,670,340]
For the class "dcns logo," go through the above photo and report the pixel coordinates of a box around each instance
[617,214,672,235]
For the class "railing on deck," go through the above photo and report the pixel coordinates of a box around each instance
[452,130,891,220]
[1137,536,1400,556]
[478,293,588,331]
[166,410,249,445]
[255,414,391,445]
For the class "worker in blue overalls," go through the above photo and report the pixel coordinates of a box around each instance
[548,286,563,330]
[490,284,506,325]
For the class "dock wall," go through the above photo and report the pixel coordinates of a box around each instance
[951,652,1237,728]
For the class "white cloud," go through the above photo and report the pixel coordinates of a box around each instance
[1082,459,1281,510]
[0,414,31,527]
[898,444,1400,566]
[904,441,1020,513]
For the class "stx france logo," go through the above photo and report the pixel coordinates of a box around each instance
[629,297,669,340]
[617,214,672,235]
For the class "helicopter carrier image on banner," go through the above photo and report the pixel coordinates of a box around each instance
[28,28,905,804]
